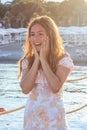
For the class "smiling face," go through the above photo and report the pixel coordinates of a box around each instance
[29,24,48,52]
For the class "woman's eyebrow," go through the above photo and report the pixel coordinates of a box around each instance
[30,30,44,33]
[30,32,34,34]
[38,30,44,33]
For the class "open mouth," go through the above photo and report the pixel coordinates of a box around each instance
[35,43,41,46]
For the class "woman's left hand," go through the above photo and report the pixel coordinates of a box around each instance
[40,37,49,62]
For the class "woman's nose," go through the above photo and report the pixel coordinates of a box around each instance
[33,35,40,42]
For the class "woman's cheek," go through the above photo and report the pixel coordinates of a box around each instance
[41,37,46,43]
[29,38,33,45]
[41,36,48,43]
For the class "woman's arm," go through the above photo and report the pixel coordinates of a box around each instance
[40,39,73,93]
[20,42,40,94]
[41,58,72,93]
[20,59,39,94]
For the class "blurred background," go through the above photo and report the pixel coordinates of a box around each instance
[0,0,87,130]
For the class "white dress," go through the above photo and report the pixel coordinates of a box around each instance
[22,57,73,130]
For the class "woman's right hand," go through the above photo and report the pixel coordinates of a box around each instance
[32,43,40,63]
[20,43,40,94]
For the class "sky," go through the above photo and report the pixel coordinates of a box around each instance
[1,0,87,4]
[1,0,64,4]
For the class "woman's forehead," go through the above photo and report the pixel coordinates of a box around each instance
[30,24,46,33]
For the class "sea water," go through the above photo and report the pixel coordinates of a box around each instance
[0,64,87,130]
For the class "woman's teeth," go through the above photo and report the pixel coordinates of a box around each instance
[35,43,41,46]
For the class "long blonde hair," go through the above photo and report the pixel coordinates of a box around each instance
[18,15,65,78]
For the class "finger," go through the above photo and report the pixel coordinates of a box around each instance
[31,42,34,48]
[32,43,36,51]
[31,43,36,52]
[41,37,49,49]
[43,38,47,48]
[41,41,44,48]
[45,37,49,49]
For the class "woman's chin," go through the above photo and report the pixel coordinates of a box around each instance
[36,47,41,53]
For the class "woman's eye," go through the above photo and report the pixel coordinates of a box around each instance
[30,33,44,37]
[39,33,44,36]
[30,33,34,36]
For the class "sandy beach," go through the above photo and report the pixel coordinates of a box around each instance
[0,42,87,66]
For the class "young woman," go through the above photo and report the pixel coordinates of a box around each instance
[18,15,74,130]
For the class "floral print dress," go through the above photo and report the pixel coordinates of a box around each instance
[22,56,73,130]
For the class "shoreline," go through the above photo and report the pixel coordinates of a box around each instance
[0,43,87,66]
